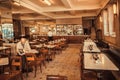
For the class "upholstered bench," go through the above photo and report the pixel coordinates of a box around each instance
[107,46,120,80]
[96,40,109,52]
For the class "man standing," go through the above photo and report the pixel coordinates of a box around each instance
[47,30,53,41]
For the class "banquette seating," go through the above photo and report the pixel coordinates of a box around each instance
[96,40,120,80]
[107,46,120,80]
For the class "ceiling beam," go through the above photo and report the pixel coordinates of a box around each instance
[15,0,54,19]
[12,10,35,14]
[19,12,97,20]
[21,18,51,20]
[43,5,101,12]
[61,0,73,8]
[12,0,109,20]
[54,12,97,19]
[100,0,110,8]
[69,11,76,15]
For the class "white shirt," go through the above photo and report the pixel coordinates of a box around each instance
[16,40,31,56]
[48,31,53,37]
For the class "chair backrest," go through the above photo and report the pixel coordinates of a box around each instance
[40,48,48,55]
[31,45,36,49]
[25,53,36,61]
[11,56,22,71]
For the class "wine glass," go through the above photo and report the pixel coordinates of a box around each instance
[89,45,93,51]
[93,54,99,61]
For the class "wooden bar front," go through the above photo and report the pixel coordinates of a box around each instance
[37,35,86,44]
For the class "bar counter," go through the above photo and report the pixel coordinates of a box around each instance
[37,35,88,44]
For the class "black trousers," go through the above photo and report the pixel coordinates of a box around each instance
[17,55,26,71]
[21,55,27,70]
[48,36,53,41]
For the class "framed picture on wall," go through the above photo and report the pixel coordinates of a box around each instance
[1,23,14,40]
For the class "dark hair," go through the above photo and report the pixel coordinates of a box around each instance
[19,35,27,39]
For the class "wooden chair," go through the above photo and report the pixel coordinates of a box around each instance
[40,47,49,63]
[0,56,23,80]
[54,44,62,54]
[25,53,42,77]
[10,56,23,80]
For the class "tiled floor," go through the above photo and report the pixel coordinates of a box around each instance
[23,44,81,80]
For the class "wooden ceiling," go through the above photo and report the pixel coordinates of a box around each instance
[2,0,110,20]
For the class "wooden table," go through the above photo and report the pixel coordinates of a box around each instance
[83,45,100,53]
[0,57,9,66]
[25,49,39,54]
[83,53,119,80]
[33,44,43,49]
[3,43,16,55]
[83,40,100,53]
[0,46,11,56]
[47,75,68,80]
[0,57,9,74]
[84,53,119,70]
[29,41,38,45]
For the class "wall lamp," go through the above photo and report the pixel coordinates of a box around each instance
[99,16,102,22]
[113,3,117,14]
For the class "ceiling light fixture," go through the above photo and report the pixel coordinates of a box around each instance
[42,0,51,6]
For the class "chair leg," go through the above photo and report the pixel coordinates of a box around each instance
[20,73,23,80]
[40,63,42,73]
[34,66,37,77]
[43,60,46,68]
[26,66,29,77]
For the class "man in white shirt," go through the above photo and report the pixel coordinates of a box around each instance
[47,30,53,41]
[16,35,31,56]
[16,35,31,72]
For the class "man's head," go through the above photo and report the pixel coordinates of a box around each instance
[20,35,27,44]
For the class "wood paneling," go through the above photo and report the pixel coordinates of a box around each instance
[82,18,94,35]
[13,19,22,39]
[56,18,82,25]
[95,0,120,48]
[25,27,30,39]
[117,0,120,47]
[104,36,116,44]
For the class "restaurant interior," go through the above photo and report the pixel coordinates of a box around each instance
[0,0,120,80]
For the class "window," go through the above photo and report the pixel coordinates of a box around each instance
[103,10,109,36]
[102,5,116,37]
[108,5,116,37]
